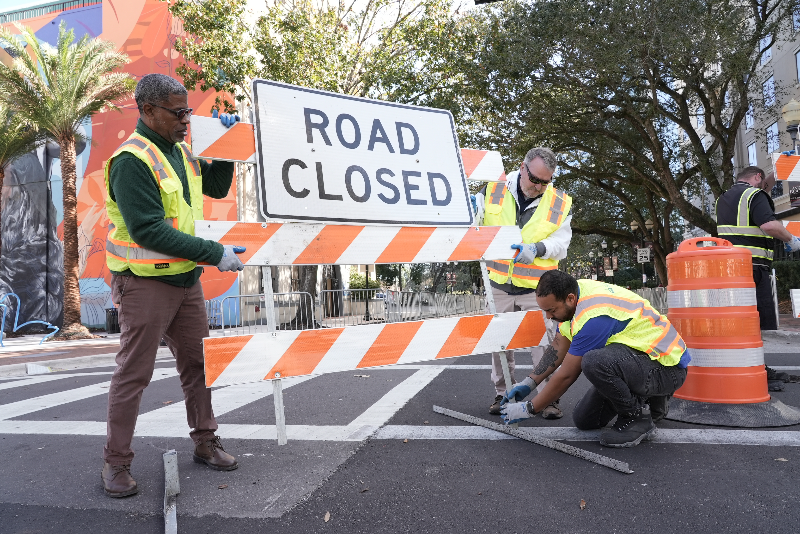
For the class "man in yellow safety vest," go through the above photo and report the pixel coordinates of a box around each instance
[101,74,246,498]
[500,270,691,447]
[473,147,573,418]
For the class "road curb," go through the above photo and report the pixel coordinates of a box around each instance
[0,348,175,378]
[763,330,800,339]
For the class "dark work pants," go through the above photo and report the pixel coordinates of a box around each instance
[573,343,687,430]
[753,265,778,331]
[104,275,217,465]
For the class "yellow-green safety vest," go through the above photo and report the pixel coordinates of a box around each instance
[715,186,774,261]
[559,280,686,366]
[104,132,204,276]
[483,182,572,289]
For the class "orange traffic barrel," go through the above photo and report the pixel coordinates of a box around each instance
[666,237,768,404]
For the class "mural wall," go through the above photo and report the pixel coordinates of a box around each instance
[0,0,240,328]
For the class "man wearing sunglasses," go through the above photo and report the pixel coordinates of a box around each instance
[473,147,573,418]
[100,74,246,498]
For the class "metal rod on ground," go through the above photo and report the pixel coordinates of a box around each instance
[433,405,634,474]
[772,268,780,328]
[273,377,288,445]
[163,449,180,534]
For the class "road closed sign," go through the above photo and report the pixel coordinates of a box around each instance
[252,80,473,226]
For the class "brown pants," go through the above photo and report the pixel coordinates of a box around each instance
[104,274,217,465]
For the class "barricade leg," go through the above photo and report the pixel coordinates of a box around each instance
[273,378,288,445]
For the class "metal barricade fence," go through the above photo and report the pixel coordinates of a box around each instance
[205,298,223,329]
[635,287,668,315]
[217,292,315,335]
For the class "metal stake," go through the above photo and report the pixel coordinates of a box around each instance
[433,405,633,474]
[273,378,288,445]
[163,450,180,534]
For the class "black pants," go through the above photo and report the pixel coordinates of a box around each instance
[573,344,687,430]
[753,265,777,331]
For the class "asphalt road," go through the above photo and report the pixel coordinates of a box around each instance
[2,339,800,533]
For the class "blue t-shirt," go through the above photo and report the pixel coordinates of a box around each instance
[569,316,691,368]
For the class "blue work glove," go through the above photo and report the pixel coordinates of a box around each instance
[501,401,535,425]
[782,150,796,156]
[786,236,800,253]
[500,376,535,406]
[216,244,246,272]
[212,109,241,128]
[470,194,478,215]
[511,242,544,264]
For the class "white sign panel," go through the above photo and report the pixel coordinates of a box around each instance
[637,247,651,263]
[252,80,473,226]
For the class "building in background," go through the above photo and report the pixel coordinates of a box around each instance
[0,0,240,328]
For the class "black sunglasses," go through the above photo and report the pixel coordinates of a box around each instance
[522,162,552,185]
[150,103,193,120]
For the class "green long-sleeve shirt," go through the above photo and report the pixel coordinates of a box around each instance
[108,119,234,287]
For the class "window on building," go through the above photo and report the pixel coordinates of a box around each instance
[796,50,800,84]
[748,142,758,166]
[767,121,780,153]
[760,35,772,65]
[697,106,705,127]
[763,75,775,107]
[746,104,754,130]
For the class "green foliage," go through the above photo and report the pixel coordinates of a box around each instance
[0,102,43,171]
[167,0,477,118]
[773,261,800,301]
[0,23,134,143]
[348,269,380,299]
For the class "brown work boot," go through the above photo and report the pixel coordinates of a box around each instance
[541,399,563,420]
[101,462,138,498]
[193,436,238,471]
[489,395,504,415]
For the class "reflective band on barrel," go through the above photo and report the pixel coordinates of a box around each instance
[687,347,765,367]
[667,287,757,308]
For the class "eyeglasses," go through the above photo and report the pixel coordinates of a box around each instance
[150,103,193,120]
[522,163,552,186]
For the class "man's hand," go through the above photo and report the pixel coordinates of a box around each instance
[786,236,800,253]
[782,150,797,156]
[212,109,241,128]
[501,376,535,406]
[501,401,535,425]
[511,242,543,264]
[216,244,246,272]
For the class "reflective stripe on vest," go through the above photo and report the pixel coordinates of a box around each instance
[716,187,774,260]
[560,281,686,366]
[483,181,572,289]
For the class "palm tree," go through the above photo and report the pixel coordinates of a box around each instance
[0,102,43,258]
[0,23,134,338]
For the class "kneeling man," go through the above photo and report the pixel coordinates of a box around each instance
[500,270,691,447]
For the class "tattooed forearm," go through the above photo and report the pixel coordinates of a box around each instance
[533,345,559,375]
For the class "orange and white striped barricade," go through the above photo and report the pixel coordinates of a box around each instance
[461,149,506,182]
[204,311,546,387]
[665,237,800,426]
[194,221,522,266]
[771,152,800,182]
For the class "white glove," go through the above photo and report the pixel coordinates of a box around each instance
[786,236,800,253]
[501,401,535,424]
[216,245,245,272]
[511,242,544,264]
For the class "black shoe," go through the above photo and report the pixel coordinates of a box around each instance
[489,395,504,415]
[648,396,670,423]
[600,409,656,448]
[766,366,789,382]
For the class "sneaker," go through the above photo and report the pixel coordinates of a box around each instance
[599,409,656,448]
[489,395,504,415]
[766,366,789,382]
[648,396,670,423]
[540,399,563,420]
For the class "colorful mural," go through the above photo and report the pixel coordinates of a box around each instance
[0,0,240,328]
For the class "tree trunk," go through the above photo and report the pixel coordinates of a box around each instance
[293,265,318,328]
[0,165,4,261]
[59,136,86,334]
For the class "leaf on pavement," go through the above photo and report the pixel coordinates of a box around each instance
[360,488,369,493]
[162,401,173,405]
[776,458,789,462]
[218,484,228,489]
[580,499,586,510]
[403,439,408,443]
[324,511,331,522]
[353,374,370,378]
